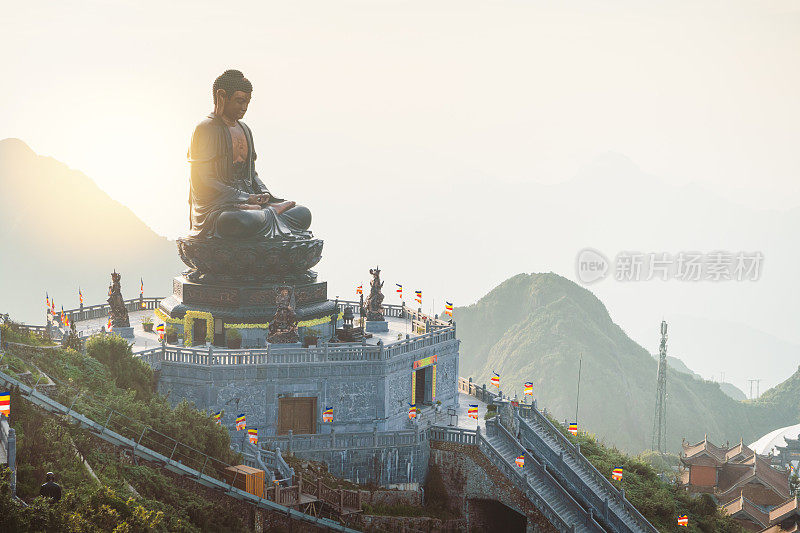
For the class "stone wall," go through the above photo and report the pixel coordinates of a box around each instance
[430,441,558,533]
[157,357,387,435]
[291,440,430,486]
[384,338,460,429]
[157,336,459,436]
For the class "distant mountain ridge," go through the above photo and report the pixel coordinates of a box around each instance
[455,273,796,454]
[0,138,182,323]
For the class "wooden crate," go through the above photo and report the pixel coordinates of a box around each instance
[224,465,265,498]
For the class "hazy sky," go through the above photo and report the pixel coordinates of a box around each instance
[3,0,799,236]
[3,1,800,391]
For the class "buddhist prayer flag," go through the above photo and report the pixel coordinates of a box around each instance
[677,515,688,527]
[236,414,246,430]
[414,290,422,304]
[396,284,403,298]
[46,292,50,310]
[156,323,165,333]
[0,392,9,417]
[50,299,55,314]
[356,284,363,295]
[323,406,334,423]
[515,455,525,468]
[490,372,500,388]
[524,382,534,396]
[444,302,453,317]
[568,423,578,435]
[468,404,479,419]
[612,468,623,481]
[140,278,144,296]
[213,411,222,425]
[408,404,418,419]
[107,316,112,331]
[248,428,258,444]
[79,288,83,305]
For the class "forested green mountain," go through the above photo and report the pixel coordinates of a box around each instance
[455,273,797,454]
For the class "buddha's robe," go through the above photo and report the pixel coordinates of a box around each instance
[187,113,311,239]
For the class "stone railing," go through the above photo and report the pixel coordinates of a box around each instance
[458,376,500,404]
[516,405,658,532]
[0,414,16,496]
[336,299,452,328]
[258,426,426,455]
[427,422,575,532]
[135,325,456,369]
[58,296,162,325]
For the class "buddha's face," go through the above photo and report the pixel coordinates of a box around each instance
[220,90,251,121]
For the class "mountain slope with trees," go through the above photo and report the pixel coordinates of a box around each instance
[455,273,797,454]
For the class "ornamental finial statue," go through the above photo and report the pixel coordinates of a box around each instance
[107,271,130,328]
[187,69,312,240]
[365,266,385,321]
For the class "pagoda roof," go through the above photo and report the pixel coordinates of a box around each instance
[717,455,790,502]
[727,440,757,463]
[768,497,800,525]
[721,495,770,529]
[682,435,728,464]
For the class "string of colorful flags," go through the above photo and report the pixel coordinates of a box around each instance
[353,281,457,318]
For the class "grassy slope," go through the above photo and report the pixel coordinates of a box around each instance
[456,273,795,454]
[1,325,247,532]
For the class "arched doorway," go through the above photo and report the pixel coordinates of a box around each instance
[468,498,527,533]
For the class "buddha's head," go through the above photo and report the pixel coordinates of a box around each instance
[213,69,252,122]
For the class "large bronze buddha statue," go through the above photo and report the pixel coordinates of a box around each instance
[177,70,322,282]
[188,69,311,240]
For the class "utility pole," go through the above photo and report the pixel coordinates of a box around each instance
[748,379,762,400]
[651,320,668,454]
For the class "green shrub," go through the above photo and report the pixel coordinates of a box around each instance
[85,334,154,401]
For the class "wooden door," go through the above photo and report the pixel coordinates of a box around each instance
[193,318,207,345]
[278,397,317,435]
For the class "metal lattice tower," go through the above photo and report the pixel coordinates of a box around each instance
[651,320,668,454]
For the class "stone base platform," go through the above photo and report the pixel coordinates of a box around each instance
[159,275,336,323]
[365,320,389,333]
[112,326,135,340]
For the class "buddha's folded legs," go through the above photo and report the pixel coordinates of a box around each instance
[217,205,312,239]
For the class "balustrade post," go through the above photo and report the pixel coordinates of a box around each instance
[288,430,293,456]
[317,478,322,499]
[7,427,15,496]
[621,488,625,500]
[576,443,580,454]
[339,489,344,511]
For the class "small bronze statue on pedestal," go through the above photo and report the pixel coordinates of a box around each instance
[107,271,130,328]
[364,266,385,322]
[268,286,299,344]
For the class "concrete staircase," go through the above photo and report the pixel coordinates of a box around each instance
[515,406,658,533]
[482,419,604,533]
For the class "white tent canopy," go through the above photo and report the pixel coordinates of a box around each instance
[750,423,800,456]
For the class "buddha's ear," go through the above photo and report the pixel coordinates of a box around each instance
[215,88,228,109]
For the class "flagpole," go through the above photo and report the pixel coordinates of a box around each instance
[575,353,582,428]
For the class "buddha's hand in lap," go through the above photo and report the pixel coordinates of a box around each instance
[247,193,271,205]
[234,204,262,210]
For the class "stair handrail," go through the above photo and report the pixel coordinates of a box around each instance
[0,366,357,532]
[490,418,604,532]
[516,406,658,533]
